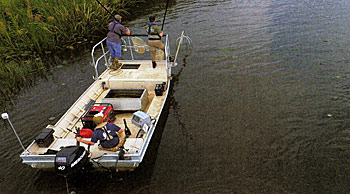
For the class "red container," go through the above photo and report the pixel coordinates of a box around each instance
[78,128,93,138]
[81,103,114,130]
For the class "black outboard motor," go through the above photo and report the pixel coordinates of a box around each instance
[55,146,89,176]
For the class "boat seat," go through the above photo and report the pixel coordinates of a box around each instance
[124,138,144,154]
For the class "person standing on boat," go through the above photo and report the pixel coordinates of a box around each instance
[146,15,165,68]
[107,14,130,69]
[76,113,126,151]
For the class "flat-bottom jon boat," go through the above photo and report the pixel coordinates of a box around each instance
[19,34,181,176]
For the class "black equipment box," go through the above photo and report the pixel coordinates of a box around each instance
[35,128,55,148]
[155,82,165,96]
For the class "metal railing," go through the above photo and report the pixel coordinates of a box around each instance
[91,37,109,80]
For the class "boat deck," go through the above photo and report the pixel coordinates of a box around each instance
[107,60,168,81]
[24,60,169,159]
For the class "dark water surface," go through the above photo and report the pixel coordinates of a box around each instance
[2,0,350,193]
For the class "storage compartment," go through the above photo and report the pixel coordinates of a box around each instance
[102,88,149,111]
[35,128,55,148]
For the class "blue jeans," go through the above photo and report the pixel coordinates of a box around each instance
[107,40,121,58]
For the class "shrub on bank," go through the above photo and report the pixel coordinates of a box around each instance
[0,0,147,105]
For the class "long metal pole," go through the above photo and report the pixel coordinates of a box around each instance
[2,113,26,151]
[161,0,170,31]
[174,31,184,64]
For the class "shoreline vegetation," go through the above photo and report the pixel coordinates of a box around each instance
[0,0,168,108]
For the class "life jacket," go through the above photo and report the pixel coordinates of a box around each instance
[99,126,114,141]
[110,21,122,38]
[147,23,161,40]
[98,127,119,148]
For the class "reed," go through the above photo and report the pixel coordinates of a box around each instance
[0,0,160,106]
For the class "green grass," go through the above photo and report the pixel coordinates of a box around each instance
[0,0,154,106]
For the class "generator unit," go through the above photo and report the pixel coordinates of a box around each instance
[131,111,151,128]
[81,103,114,130]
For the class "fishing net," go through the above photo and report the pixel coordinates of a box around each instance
[131,37,147,54]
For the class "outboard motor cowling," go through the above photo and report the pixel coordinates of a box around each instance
[55,146,89,176]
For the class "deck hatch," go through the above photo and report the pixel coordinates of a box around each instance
[121,64,141,69]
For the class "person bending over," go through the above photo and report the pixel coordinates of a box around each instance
[76,113,125,152]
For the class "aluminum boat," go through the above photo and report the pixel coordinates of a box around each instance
[19,34,183,175]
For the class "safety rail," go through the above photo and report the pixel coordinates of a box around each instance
[91,35,170,80]
[91,37,109,80]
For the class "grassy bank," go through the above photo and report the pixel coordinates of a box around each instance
[0,0,169,106]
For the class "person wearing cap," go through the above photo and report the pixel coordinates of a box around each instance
[146,15,165,68]
[76,113,126,151]
[107,14,131,70]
